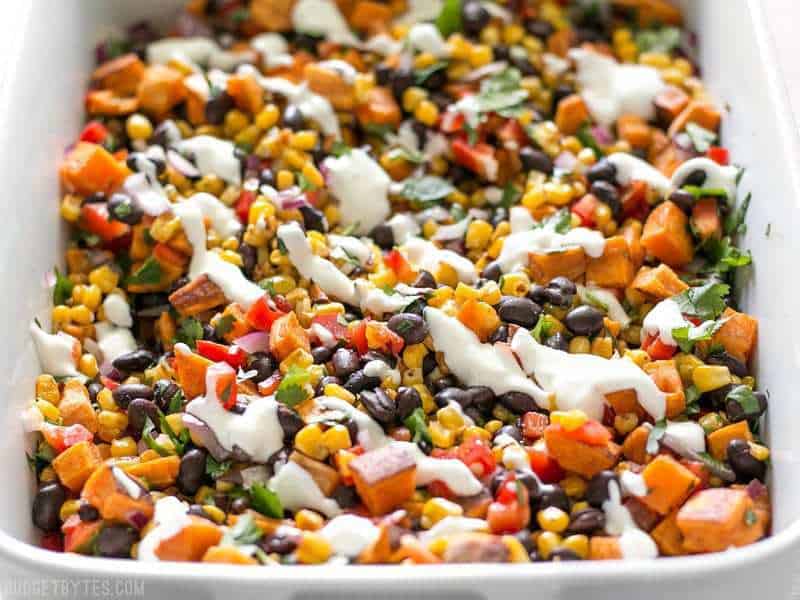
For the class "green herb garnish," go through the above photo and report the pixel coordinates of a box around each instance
[206,455,232,480]
[175,317,204,349]
[672,281,730,321]
[401,175,456,206]
[435,0,463,37]
[250,482,284,518]
[685,122,717,153]
[52,267,74,306]
[404,407,432,446]
[275,366,310,407]
[126,256,162,286]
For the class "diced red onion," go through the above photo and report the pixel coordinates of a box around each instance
[167,149,201,179]
[591,125,613,146]
[275,188,309,210]
[554,151,578,172]
[233,331,270,354]
[128,510,150,531]
[746,479,768,500]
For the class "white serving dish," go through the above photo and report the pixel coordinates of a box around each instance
[1,1,799,598]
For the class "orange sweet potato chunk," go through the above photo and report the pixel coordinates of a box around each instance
[654,86,690,124]
[611,0,682,26]
[529,247,587,284]
[174,344,213,399]
[60,142,130,196]
[707,420,753,461]
[641,200,694,267]
[290,451,341,496]
[123,455,181,488]
[202,545,259,564]
[356,86,401,128]
[651,511,687,556]
[59,380,98,434]
[643,360,685,418]
[586,236,635,288]
[349,1,393,34]
[305,63,356,111]
[249,0,297,32]
[589,536,623,560]
[82,464,154,524]
[631,264,689,300]
[676,488,766,553]
[350,444,417,515]
[543,427,621,478]
[457,298,501,342]
[555,94,590,135]
[86,90,140,116]
[269,312,311,361]
[617,114,652,149]
[51,441,103,493]
[711,307,758,365]
[668,100,722,138]
[91,53,145,96]
[169,274,227,316]
[622,425,651,465]
[640,455,699,516]
[137,65,187,118]
[226,73,265,114]
[155,515,223,561]
[691,197,722,241]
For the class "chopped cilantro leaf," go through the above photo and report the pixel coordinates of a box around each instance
[672,281,730,321]
[685,122,717,153]
[126,256,162,286]
[671,319,723,353]
[175,317,204,349]
[724,192,751,236]
[725,385,762,419]
[206,455,232,479]
[404,407,432,446]
[534,208,571,234]
[702,237,752,274]
[499,182,521,209]
[142,417,171,457]
[250,482,284,518]
[330,140,352,157]
[214,314,236,337]
[275,366,310,407]
[52,267,74,306]
[635,26,681,53]
[401,175,456,206]
[222,512,263,546]
[415,61,448,85]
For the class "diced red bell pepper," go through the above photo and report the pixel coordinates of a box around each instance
[41,423,94,454]
[62,514,103,554]
[365,321,405,355]
[196,340,248,369]
[100,375,119,390]
[234,189,256,224]
[456,437,496,479]
[706,146,729,166]
[488,475,530,534]
[79,121,109,144]
[526,442,565,483]
[621,180,650,221]
[642,333,678,360]
[426,479,456,500]
[521,412,549,440]
[547,419,612,447]
[451,137,498,181]
[311,313,348,343]
[80,203,130,242]
[384,249,416,283]
[495,474,520,505]
[496,118,529,148]
[215,368,238,410]
[41,532,64,552]
[571,193,599,227]
[439,110,465,134]
[347,319,369,355]
[245,295,285,331]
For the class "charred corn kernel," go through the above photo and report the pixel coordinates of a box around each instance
[591,336,614,359]
[402,86,428,112]
[429,421,456,448]
[639,52,671,69]
[469,44,493,67]
[699,412,725,435]
[692,365,732,392]
[448,34,472,60]
[454,282,481,304]
[296,532,332,564]
[96,388,117,412]
[465,220,493,250]
[463,426,491,442]
[111,436,138,458]
[675,353,704,384]
[59,499,81,522]
[414,100,439,127]
[485,419,503,434]
[255,104,280,130]
[550,410,588,432]
[562,534,589,559]
[568,336,591,354]
[280,348,314,373]
[500,272,530,297]
[295,509,325,532]
[537,531,562,559]
[295,424,328,460]
[69,305,93,325]
[561,475,588,499]
[437,405,465,431]
[614,412,639,436]
[403,344,428,370]
[276,169,294,190]
[624,349,650,368]
[202,505,226,524]
[301,162,324,188]
[52,305,70,325]
[321,425,351,453]
[88,265,119,293]
[98,410,128,442]
[413,51,437,69]
[749,442,770,461]
[218,249,243,267]
[60,194,83,222]
[538,506,569,533]
[36,399,60,423]
[36,375,60,405]
[224,109,249,137]
[290,130,318,151]
[422,497,463,528]
[78,353,99,378]
[126,113,153,140]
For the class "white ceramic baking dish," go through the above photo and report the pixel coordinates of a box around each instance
[1,1,799,598]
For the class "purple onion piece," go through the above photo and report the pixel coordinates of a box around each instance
[554,151,578,172]
[128,510,150,531]
[167,149,201,179]
[746,479,768,500]
[590,125,613,146]
[233,331,270,354]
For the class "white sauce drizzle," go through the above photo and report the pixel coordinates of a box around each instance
[403,238,478,284]
[174,136,241,185]
[670,157,740,199]
[511,328,666,420]
[95,322,137,364]
[495,226,606,274]
[432,217,471,242]
[112,466,143,499]
[363,360,401,385]
[320,514,380,557]
[570,48,666,126]
[607,152,671,195]
[317,59,358,84]
[29,323,80,378]
[421,516,488,541]
[250,32,293,69]
[407,23,449,58]
[328,234,372,266]
[269,460,342,517]
[323,149,391,234]
[663,420,706,455]
[292,0,360,46]
[620,470,647,498]
[509,206,536,233]
[147,37,218,66]
[123,152,171,216]
[102,293,132,328]
[641,298,715,348]
[577,285,631,328]
[602,481,658,559]
[137,496,192,562]
[387,213,421,244]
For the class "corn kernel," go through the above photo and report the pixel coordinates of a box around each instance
[538,506,570,533]
[36,374,61,405]
[429,421,456,448]
[111,436,138,458]
[324,383,355,404]
[468,44,493,67]
[290,130,318,151]
[202,505,226,524]
[126,113,153,140]
[500,272,530,297]
[414,100,439,127]
[96,388,117,412]
[296,509,325,531]
[562,534,589,559]
[69,305,94,325]
[218,248,243,267]
[296,532,332,564]
[97,410,129,442]
[301,162,325,188]
[195,174,225,196]
[224,109,249,137]
[550,410,588,432]
[437,405,465,431]
[59,499,81,522]
[295,424,328,460]
[276,169,295,190]
[60,194,83,222]
[454,282,481,305]
[402,87,428,112]
[692,365,732,392]
[88,265,119,294]
[485,419,503,434]
[614,412,639,436]
[255,104,280,130]
[321,424,352,453]
[675,353,704,385]
[749,442,770,462]
[52,305,71,325]
[403,344,428,370]
[78,353,99,378]
[465,220,493,250]
[422,497,463,528]
[36,399,60,423]
[591,336,614,359]
[568,336,591,354]
[448,34,472,60]
[537,531,562,559]
[462,425,491,442]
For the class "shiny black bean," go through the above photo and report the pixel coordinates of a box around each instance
[495,424,522,443]
[359,388,396,424]
[566,508,606,535]
[435,387,469,409]
[590,180,620,214]
[177,449,207,495]
[464,386,495,412]
[526,18,554,39]
[669,189,695,214]
[240,243,257,277]
[497,296,542,328]
[488,325,508,343]
[390,67,414,100]
[706,383,735,409]
[293,32,319,53]
[108,193,143,225]
[32,483,67,532]
[78,503,100,522]
[258,168,275,187]
[371,223,394,250]
[311,345,334,364]
[431,375,458,392]
[544,332,569,352]
[331,484,359,509]
[511,54,538,76]
[422,352,437,376]
[519,147,553,175]
[533,484,570,513]
[299,205,328,233]
[727,438,767,481]
[552,85,574,110]
[550,548,581,561]
[725,389,768,423]
[514,528,536,554]
[680,169,707,187]
[586,471,619,507]
[112,383,153,409]
[374,63,392,86]
[481,261,503,282]
[564,305,605,336]
[277,404,304,442]
[515,470,541,499]
[543,287,570,307]
[387,313,428,345]
[96,525,137,558]
[462,0,490,36]
[344,370,380,394]
[586,158,617,184]
[87,381,103,404]
[498,391,538,414]
[413,270,437,289]
[548,276,577,295]
[112,349,156,373]
[332,348,360,378]
[205,92,234,125]
[127,398,159,433]
[248,353,276,383]
[153,379,181,413]
[282,105,306,130]
[316,375,341,396]
[261,532,298,555]
[362,350,396,368]
[707,351,748,377]
[527,284,549,305]
[396,386,421,421]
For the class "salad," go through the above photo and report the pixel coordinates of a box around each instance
[27,0,768,565]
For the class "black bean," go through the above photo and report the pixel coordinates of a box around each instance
[390,67,414,100]
[177,449,207,495]
[435,387,469,409]
[586,158,618,184]
[96,525,137,558]
[344,419,359,446]
[277,404,304,442]
[316,375,341,396]
[544,332,569,352]
[498,391,538,414]
[248,353,276,383]
[78,503,100,522]
[481,261,503,282]
[590,180,620,214]
[514,529,536,553]
[362,350,396,368]
[550,548,581,561]
[205,92,234,125]
[462,0,490,36]
[332,348,360,378]
[344,370,380,394]
[519,147,553,174]
[32,483,67,532]
[332,484,360,509]
[495,424,522,443]
[464,386,495,412]
[413,270,437,289]
[359,388,396,424]
[202,323,221,343]
[431,375,459,393]
[388,313,428,345]
[108,193,143,225]
[261,532,298,555]
[230,497,250,514]
[543,287,570,307]
[565,305,605,336]
[374,63,392,86]
[112,349,156,373]
[282,105,306,131]
[526,19,554,39]
[726,390,768,423]
[515,470,541,499]
[727,438,766,482]
[371,223,394,250]
[87,381,103,404]
[422,352,437,376]
[422,67,447,90]
[669,189,696,214]
[497,296,542,328]
[112,383,153,409]
[548,276,577,295]
[533,484,570,513]
[127,398,159,433]
[299,205,328,233]
[153,379,181,413]
[586,470,619,507]
[311,345,334,364]
[511,54,538,76]
[396,386,422,420]
[240,243,257,277]
[707,351,748,377]
[552,85,575,111]
[566,508,606,535]
[258,168,275,187]
[527,284,549,305]
[488,325,508,343]
[680,169,707,187]
[293,32,319,53]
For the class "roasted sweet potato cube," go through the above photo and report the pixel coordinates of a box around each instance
[350,444,417,515]
[86,90,140,116]
[91,53,145,96]
[529,247,587,284]
[202,545,259,564]
[589,536,623,560]
[173,343,213,399]
[543,427,621,478]
[249,0,296,31]
[82,464,154,524]
[711,307,758,365]
[269,312,311,361]
[555,94,590,135]
[640,455,699,515]
[169,274,227,316]
[586,236,635,288]
[226,73,265,114]
[442,533,510,563]
[654,86,690,125]
[641,200,694,267]
[617,114,652,148]
[691,197,722,241]
[605,389,642,417]
[289,451,341,496]
[349,1,393,33]
[707,420,753,460]
[213,303,252,343]
[356,86,401,128]
[51,441,103,493]
[668,100,721,138]
[631,264,689,300]
[60,142,129,196]
[622,425,651,465]
[59,380,98,433]
[624,497,660,531]
[643,360,685,418]
[123,455,181,489]
[621,220,645,271]
[677,488,766,553]
[611,0,682,26]
[651,511,686,556]
[137,65,186,118]
[155,515,223,561]
[305,63,355,110]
